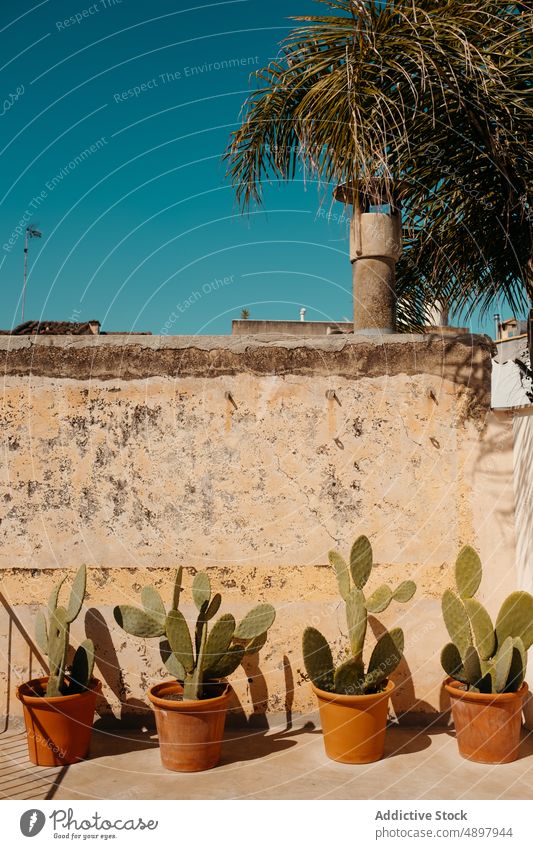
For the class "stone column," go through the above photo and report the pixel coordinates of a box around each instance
[350,209,402,334]
[335,183,403,334]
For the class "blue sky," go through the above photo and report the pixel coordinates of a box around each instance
[0,0,518,335]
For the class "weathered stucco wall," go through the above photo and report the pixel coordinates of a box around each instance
[0,333,517,725]
[513,407,533,727]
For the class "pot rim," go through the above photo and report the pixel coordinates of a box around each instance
[147,679,232,711]
[16,676,102,705]
[444,677,529,703]
[311,678,394,706]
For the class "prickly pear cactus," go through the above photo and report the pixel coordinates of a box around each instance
[34,565,95,697]
[302,535,416,695]
[440,545,532,693]
[114,569,276,700]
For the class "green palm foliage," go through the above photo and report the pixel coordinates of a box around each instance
[225,1,532,321]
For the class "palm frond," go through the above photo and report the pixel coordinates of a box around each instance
[225,0,533,321]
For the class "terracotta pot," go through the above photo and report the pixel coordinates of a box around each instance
[312,680,394,763]
[445,678,528,764]
[147,680,232,772]
[16,677,101,766]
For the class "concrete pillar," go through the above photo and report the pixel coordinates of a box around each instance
[350,210,402,333]
[334,183,403,335]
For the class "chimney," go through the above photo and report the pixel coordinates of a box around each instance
[299,308,306,322]
[334,180,405,334]
[493,313,501,341]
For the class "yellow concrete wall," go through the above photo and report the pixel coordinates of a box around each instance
[0,334,517,725]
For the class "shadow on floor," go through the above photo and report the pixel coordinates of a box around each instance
[88,724,158,759]
[219,720,319,766]
[383,723,445,759]
[0,730,67,800]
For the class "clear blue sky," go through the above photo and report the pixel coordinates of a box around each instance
[0,0,518,335]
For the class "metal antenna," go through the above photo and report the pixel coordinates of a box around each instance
[22,225,42,323]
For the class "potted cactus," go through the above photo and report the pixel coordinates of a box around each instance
[113,568,276,772]
[441,545,532,764]
[302,535,416,763]
[16,565,101,766]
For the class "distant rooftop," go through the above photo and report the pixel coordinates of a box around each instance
[232,319,353,337]
[0,320,151,336]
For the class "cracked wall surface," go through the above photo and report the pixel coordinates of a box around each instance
[0,334,516,724]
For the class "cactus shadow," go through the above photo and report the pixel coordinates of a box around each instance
[225,652,297,731]
[85,608,150,727]
[87,726,158,760]
[220,721,320,766]
[383,725,433,758]
[368,615,436,723]
[220,653,318,762]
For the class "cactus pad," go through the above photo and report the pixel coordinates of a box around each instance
[441,642,466,682]
[442,590,471,658]
[393,580,417,603]
[306,534,416,695]
[70,639,95,693]
[441,546,533,694]
[172,567,183,611]
[192,572,211,610]
[329,550,350,600]
[113,605,166,638]
[35,611,48,655]
[495,591,533,651]
[115,570,275,700]
[302,627,334,691]
[333,657,364,695]
[160,639,186,680]
[204,614,236,667]
[463,645,482,685]
[204,644,245,679]
[367,627,404,683]
[506,638,526,693]
[234,604,276,640]
[205,593,222,621]
[349,535,372,589]
[36,566,94,698]
[166,609,194,673]
[346,588,367,655]
[65,564,87,624]
[243,631,268,655]
[455,546,482,599]
[493,636,514,693]
[141,586,166,624]
[365,585,393,614]
[48,576,66,616]
[463,598,495,660]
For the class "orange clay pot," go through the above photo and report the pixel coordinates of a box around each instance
[445,678,528,764]
[147,680,232,772]
[312,679,394,763]
[16,677,101,766]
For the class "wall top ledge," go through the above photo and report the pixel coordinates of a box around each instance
[0,332,493,398]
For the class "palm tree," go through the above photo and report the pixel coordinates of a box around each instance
[225,1,532,326]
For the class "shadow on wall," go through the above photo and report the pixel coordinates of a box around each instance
[0,592,48,732]
[367,615,436,722]
[84,608,286,730]
[513,408,533,729]
[85,608,150,727]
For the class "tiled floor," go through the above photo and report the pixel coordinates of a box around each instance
[2,718,533,800]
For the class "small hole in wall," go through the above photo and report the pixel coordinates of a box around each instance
[247,678,253,684]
